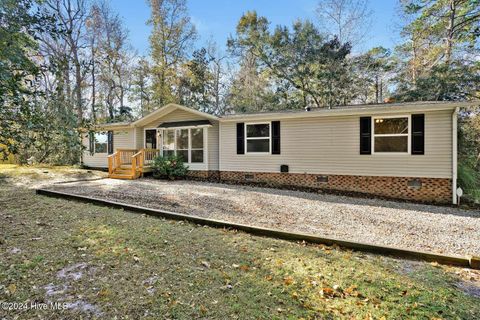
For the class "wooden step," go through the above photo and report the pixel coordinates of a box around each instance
[114,169,133,174]
[109,168,142,180]
[109,173,136,180]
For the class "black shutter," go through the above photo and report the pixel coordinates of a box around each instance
[271,121,280,154]
[107,131,114,154]
[236,123,245,154]
[411,114,425,155]
[89,132,94,155]
[360,117,371,154]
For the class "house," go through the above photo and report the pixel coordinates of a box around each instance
[82,101,474,204]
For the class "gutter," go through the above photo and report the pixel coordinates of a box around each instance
[220,103,470,122]
[452,107,459,204]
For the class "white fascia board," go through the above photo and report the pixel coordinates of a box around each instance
[219,102,476,123]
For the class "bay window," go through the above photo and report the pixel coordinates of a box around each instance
[246,123,270,153]
[373,116,409,153]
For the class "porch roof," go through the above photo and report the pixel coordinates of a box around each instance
[157,120,212,128]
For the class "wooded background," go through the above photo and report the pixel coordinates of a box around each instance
[1,0,479,198]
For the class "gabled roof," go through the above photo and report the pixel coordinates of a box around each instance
[132,103,219,127]
[96,103,219,130]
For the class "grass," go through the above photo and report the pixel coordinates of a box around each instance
[0,167,479,319]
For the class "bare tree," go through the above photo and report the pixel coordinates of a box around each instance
[206,40,228,115]
[93,0,134,120]
[43,0,89,125]
[316,0,373,47]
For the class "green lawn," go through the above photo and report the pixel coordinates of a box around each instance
[0,167,479,319]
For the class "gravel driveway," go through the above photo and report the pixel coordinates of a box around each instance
[46,178,480,257]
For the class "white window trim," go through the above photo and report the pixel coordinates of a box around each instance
[245,122,271,155]
[372,115,411,155]
[93,131,108,154]
[159,127,207,164]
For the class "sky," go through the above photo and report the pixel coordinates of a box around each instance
[114,0,401,56]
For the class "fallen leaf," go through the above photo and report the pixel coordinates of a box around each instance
[343,285,358,296]
[321,287,335,298]
[283,276,294,285]
[7,283,16,294]
[240,265,249,271]
[199,305,208,314]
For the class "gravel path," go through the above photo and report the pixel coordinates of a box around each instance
[47,178,480,256]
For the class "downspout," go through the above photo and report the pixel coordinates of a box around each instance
[218,121,221,175]
[452,107,459,204]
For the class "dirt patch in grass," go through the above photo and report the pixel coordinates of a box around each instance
[0,164,106,189]
[1,173,480,318]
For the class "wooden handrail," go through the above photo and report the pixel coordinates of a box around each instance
[107,151,118,175]
[132,150,143,168]
[108,148,161,178]
[131,150,143,177]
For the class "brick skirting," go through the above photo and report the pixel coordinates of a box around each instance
[187,170,220,181]
[188,170,451,204]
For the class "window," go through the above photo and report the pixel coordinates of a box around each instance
[161,128,204,163]
[373,117,409,153]
[245,123,270,153]
[162,129,175,158]
[176,129,189,162]
[94,132,108,153]
[191,128,204,163]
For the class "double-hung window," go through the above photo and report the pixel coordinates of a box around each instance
[161,128,204,163]
[176,129,189,161]
[373,116,409,153]
[162,130,175,158]
[245,123,270,154]
[190,128,204,162]
[94,132,108,153]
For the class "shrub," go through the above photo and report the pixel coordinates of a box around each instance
[151,154,189,180]
[458,160,480,203]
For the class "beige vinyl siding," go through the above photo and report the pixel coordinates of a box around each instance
[135,127,144,149]
[140,109,219,171]
[219,110,452,179]
[208,121,219,170]
[83,128,135,168]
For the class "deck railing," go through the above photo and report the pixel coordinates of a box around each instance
[117,149,137,165]
[108,148,161,177]
[143,148,161,166]
[107,152,118,175]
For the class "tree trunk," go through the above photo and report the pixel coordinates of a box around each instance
[445,0,456,66]
[73,49,83,126]
[91,39,97,122]
[379,78,383,102]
